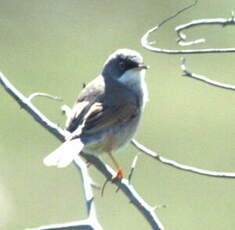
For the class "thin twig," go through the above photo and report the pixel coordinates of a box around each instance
[128,154,139,183]
[180,57,235,91]
[101,179,109,197]
[116,154,139,193]
[176,15,235,46]
[177,38,206,47]
[0,72,67,141]
[28,92,62,102]
[131,139,235,178]
[141,0,235,54]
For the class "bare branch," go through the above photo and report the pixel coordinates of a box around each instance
[131,139,235,178]
[176,15,235,47]
[177,38,206,47]
[80,153,165,230]
[0,73,67,141]
[139,2,235,178]
[28,92,62,102]
[1,69,235,230]
[180,57,235,91]
[27,157,102,230]
[128,154,139,183]
[73,155,103,230]
[141,1,235,54]
[0,72,164,230]
[115,154,139,193]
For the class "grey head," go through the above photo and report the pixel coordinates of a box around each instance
[102,48,147,79]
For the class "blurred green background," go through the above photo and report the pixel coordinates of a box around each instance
[1,0,235,229]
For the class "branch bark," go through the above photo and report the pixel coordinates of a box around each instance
[131,139,235,178]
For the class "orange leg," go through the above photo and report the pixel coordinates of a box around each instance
[108,152,124,180]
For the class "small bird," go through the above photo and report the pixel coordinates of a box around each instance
[43,48,149,179]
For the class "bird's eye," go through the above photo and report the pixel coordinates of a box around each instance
[119,61,125,70]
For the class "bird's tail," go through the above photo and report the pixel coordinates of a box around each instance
[43,139,84,168]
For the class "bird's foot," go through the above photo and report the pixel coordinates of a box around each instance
[112,168,124,181]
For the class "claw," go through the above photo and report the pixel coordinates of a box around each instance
[112,168,124,181]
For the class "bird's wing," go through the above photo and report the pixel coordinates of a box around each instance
[66,76,140,138]
[65,76,105,132]
[72,98,139,137]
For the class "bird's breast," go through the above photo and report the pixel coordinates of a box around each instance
[82,112,141,155]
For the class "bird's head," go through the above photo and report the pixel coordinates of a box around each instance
[102,49,148,81]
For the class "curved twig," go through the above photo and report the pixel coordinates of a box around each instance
[28,92,62,102]
[176,15,235,46]
[180,57,235,91]
[141,0,235,54]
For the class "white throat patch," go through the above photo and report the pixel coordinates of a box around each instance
[118,68,149,108]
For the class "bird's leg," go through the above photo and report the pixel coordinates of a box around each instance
[108,151,124,180]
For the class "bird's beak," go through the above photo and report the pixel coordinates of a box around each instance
[137,64,149,70]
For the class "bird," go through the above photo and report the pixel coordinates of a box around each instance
[43,48,149,179]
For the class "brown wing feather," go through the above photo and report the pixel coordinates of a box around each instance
[67,75,140,138]
[65,101,89,131]
[81,101,139,135]
[66,76,105,132]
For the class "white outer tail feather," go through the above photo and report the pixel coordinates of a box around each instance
[43,139,84,168]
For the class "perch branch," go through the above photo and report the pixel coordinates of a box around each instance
[115,154,139,193]
[28,155,103,230]
[80,153,164,230]
[180,57,235,91]
[73,155,103,230]
[131,139,235,178]
[0,72,164,230]
[141,1,235,54]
